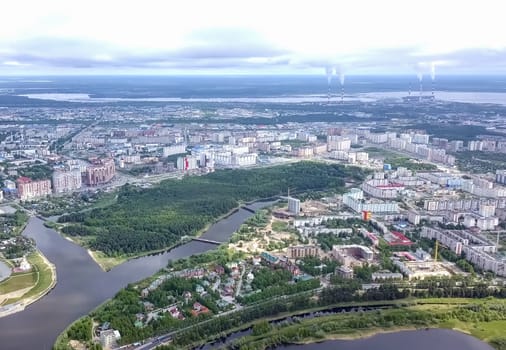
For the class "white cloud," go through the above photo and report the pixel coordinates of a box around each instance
[1,0,506,74]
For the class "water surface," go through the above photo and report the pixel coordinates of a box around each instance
[278,329,494,350]
[0,204,266,350]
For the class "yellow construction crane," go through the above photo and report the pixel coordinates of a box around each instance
[434,240,439,262]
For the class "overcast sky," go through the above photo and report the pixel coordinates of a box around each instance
[1,0,506,76]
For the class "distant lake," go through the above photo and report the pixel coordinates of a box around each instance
[277,329,494,350]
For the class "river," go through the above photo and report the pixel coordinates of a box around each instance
[0,260,11,282]
[0,202,269,350]
[200,305,492,350]
[277,329,494,350]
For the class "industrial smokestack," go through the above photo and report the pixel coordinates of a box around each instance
[338,69,345,103]
[325,66,333,104]
[418,73,423,101]
[430,62,436,98]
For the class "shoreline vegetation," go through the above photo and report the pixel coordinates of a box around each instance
[62,297,506,350]
[58,203,247,271]
[215,298,506,350]
[51,162,366,270]
[51,227,506,350]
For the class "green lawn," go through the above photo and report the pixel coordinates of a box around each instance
[271,221,288,232]
[439,320,506,342]
[0,251,55,305]
[363,147,402,159]
[0,272,36,294]
[21,251,55,300]
[89,250,128,271]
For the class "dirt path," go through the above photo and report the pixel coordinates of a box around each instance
[0,286,33,305]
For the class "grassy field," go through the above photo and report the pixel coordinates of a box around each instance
[88,250,128,271]
[363,146,438,171]
[440,319,506,343]
[21,251,56,300]
[363,146,404,159]
[0,272,36,294]
[0,251,55,306]
[271,221,288,232]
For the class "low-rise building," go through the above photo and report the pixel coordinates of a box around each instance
[335,265,354,279]
[288,245,319,259]
[392,259,451,280]
[371,272,403,281]
[332,245,374,267]
[342,188,399,213]
[100,329,121,349]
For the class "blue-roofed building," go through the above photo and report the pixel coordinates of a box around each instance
[260,252,278,264]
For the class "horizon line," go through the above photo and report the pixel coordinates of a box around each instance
[1,73,506,78]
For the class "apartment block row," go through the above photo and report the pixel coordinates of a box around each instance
[421,227,505,276]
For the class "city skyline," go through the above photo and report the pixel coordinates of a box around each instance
[1,0,506,75]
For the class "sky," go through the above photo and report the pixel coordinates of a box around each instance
[1,0,506,76]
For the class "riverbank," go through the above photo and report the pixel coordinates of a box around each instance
[87,238,190,272]
[61,201,271,272]
[275,325,504,349]
[231,298,506,350]
[0,250,56,318]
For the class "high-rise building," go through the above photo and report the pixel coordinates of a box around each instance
[412,134,430,144]
[177,156,199,170]
[53,168,82,193]
[84,158,115,186]
[162,144,186,157]
[287,197,300,215]
[17,177,52,200]
[496,170,506,185]
[479,204,496,218]
[327,136,351,151]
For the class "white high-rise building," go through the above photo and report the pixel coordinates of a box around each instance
[232,153,257,166]
[327,136,351,151]
[162,144,186,157]
[368,133,388,144]
[468,141,484,151]
[496,170,506,185]
[479,204,496,218]
[53,169,82,193]
[412,134,430,144]
[288,197,300,215]
[177,156,199,170]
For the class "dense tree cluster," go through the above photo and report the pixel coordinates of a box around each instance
[58,162,366,256]
[250,268,292,290]
[297,256,339,276]
[411,123,501,142]
[87,252,506,348]
[16,164,53,180]
[238,279,320,305]
[384,156,438,172]
[232,300,506,350]
[66,317,92,342]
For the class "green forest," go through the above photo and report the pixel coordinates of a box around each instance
[58,162,367,256]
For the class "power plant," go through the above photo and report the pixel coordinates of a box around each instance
[403,63,437,103]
